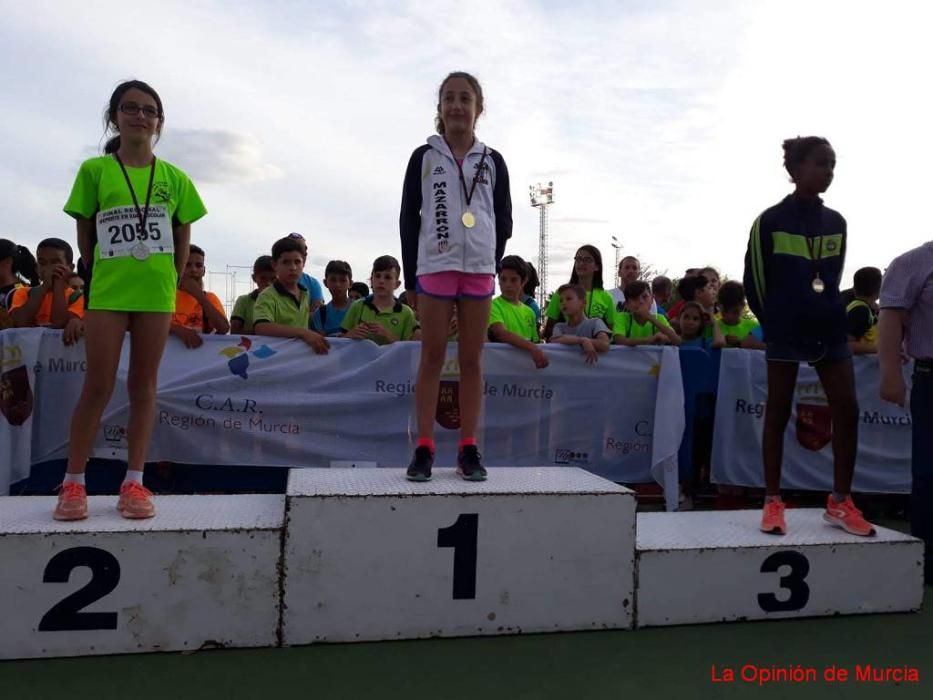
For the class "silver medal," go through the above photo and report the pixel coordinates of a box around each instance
[811,276,825,294]
[131,242,150,261]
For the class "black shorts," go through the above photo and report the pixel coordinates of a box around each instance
[766,339,852,365]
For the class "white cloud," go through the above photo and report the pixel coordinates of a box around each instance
[155,129,282,184]
[1,0,931,307]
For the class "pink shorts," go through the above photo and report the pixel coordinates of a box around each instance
[416,271,495,300]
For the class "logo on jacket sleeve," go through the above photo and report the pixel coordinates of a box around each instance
[433,165,446,175]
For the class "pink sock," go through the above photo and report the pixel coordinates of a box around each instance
[417,438,435,453]
[459,437,477,448]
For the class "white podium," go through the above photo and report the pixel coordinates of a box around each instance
[635,509,923,627]
[282,467,635,643]
[0,495,284,659]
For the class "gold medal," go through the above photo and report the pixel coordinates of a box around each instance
[461,211,476,228]
[811,276,825,294]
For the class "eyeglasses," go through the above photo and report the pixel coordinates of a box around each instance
[574,256,595,264]
[119,103,161,119]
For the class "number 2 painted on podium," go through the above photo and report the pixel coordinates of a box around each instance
[757,550,810,612]
[437,514,478,599]
[38,547,121,632]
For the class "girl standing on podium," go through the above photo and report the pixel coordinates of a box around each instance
[55,80,206,521]
[744,136,873,537]
[400,71,513,482]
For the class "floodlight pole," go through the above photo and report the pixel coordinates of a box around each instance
[529,182,554,309]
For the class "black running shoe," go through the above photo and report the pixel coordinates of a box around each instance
[457,445,487,481]
[406,446,434,482]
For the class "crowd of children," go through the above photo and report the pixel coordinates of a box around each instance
[2,238,884,360]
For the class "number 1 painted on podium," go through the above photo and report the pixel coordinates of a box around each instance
[437,514,478,599]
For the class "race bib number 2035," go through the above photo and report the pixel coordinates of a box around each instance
[96,205,174,259]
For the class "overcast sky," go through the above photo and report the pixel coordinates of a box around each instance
[1,0,930,305]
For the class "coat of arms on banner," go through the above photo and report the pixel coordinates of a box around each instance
[436,353,460,430]
[796,381,831,451]
[0,345,33,427]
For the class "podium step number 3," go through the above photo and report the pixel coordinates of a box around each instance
[635,510,923,627]
[282,468,637,643]
[0,495,284,659]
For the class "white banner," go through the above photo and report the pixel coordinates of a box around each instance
[711,349,912,493]
[1,329,684,502]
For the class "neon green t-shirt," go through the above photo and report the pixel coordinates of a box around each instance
[613,312,672,338]
[718,317,759,341]
[489,296,539,342]
[63,155,206,312]
[546,287,616,328]
[341,297,417,345]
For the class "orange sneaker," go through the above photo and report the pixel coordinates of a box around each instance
[823,495,876,536]
[117,481,155,519]
[53,482,88,521]
[760,499,786,535]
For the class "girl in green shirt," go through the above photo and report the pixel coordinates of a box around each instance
[55,80,207,522]
[543,244,615,339]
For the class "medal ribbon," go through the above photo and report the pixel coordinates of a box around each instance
[450,144,488,212]
[114,154,157,236]
[805,234,822,283]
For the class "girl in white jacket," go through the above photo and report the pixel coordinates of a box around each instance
[399,71,512,482]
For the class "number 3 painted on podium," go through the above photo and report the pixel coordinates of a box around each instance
[38,547,121,632]
[758,550,810,612]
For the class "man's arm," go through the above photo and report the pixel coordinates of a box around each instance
[878,308,907,406]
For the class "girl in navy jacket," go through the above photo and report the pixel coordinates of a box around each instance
[744,136,873,538]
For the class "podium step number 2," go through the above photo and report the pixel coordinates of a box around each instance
[0,495,284,659]
[282,467,637,643]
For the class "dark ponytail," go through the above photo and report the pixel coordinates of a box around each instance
[103,80,164,154]
[0,239,39,286]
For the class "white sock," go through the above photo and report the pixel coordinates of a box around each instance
[123,470,144,485]
[64,472,85,486]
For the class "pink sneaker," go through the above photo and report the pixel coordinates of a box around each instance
[823,495,875,536]
[760,499,787,535]
[53,482,88,521]
[117,482,155,519]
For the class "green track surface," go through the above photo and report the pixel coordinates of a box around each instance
[2,590,930,699]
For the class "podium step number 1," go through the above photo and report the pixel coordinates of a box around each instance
[282,468,637,643]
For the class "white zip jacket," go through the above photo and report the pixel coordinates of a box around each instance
[399,135,512,291]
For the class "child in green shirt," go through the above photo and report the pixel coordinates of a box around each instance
[342,255,419,345]
[613,281,681,346]
[488,255,548,368]
[717,281,765,349]
[231,255,276,334]
[253,237,329,354]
